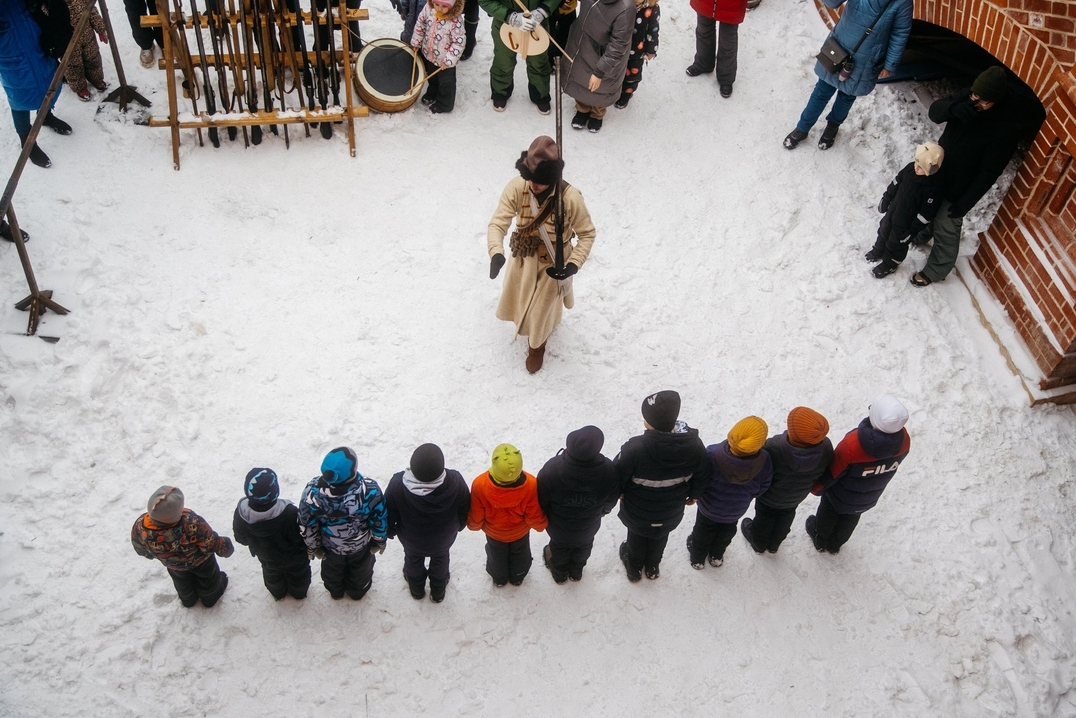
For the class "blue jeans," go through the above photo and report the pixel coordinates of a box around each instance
[796,79,857,133]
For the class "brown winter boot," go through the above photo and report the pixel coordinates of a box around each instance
[526,343,546,373]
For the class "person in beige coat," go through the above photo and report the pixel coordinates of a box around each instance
[487,136,596,373]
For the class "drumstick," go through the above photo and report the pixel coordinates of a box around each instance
[411,45,419,87]
[510,0,573,61]
[408,64,446,92]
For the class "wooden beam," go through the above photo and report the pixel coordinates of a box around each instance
[141,9,367,28]
[147,107,369,129]
[155,49,352,70]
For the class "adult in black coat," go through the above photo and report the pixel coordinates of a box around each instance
[385,444,471,603]
[536,425,619,583]
[232,468,312,600]
[912,66,1030,286]
[741,407,833,554]
[614,391,712,582]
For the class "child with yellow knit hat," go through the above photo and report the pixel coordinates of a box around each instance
[686,417,773,569]
[467,444,548,586]
[741,407,833,554]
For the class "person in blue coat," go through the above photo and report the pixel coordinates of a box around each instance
[783,0,912,151]
[0,0,72,168]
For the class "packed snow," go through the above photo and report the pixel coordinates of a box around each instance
[2,0,1076,715]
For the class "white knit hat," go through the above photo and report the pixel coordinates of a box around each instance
[868,395,909,434]
[914,142,944,176]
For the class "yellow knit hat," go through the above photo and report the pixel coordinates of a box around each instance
[489,444,523,485]
[728,416,768,457]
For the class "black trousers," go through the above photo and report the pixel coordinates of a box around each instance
[485,535,532,585]
[547,9,575,62]
[624,530,669,571]
[688,514,738,563]
[692,15,738,86]
[547,539,593,580]
[316,0,362,49]
[869,212,913,264]
[321,548,375,599]
[168,555,227,607]
[403,549,451,589]
[124,0,164,50]
[749,502,798,552]
[814,493,862,553]
[262,559,312,600]
[421,57,457,112]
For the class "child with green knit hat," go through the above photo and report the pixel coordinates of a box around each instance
[467,444,548,586]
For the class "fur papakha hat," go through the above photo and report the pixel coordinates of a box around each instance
[516,135,564,186]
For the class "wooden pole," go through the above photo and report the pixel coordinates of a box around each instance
[338,0,357,156]
[97,0,152,111]
[5,205,69,335]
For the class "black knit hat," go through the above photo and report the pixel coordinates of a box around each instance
[972,66,1008,103]
[245,468,280,511]
[641,390,680,432]
[565,425,604,462]
[516,135,564,186]
[410,443,446,482]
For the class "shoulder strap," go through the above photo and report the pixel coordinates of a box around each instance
[848,0,895,54]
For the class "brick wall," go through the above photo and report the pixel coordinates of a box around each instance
[815,0,1076,392]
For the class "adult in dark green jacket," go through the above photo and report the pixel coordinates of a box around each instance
[479,0,560,112]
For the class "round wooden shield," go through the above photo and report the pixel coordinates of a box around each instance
[499,23,550,57]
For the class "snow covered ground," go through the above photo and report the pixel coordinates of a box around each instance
[2,0,1076,715]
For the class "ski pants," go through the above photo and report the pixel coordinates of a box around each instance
[870,210,915,265]
[261,559,312,600]
[421,57,457,112]
[813,493,862,553]
[692,15,738,87]
[748,502,797,553]
[168,555,227,607]
[489,21,551,102]
[688,513,738,563]
[547,539,593,581]
[124,0,163,50]
[485,534,532,585]
[321,547,375,599]
[624,529,669,571]
[403,549,451,591]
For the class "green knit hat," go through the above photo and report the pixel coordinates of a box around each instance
[971,66,1008,103]
[489,444,523,485]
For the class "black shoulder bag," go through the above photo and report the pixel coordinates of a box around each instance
[816,0,894,77]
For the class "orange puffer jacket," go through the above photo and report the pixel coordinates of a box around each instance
[467,471,548,542]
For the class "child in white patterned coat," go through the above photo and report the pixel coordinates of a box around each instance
[411,0,466,113]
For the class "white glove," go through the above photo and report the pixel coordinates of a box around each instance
[508,12,537,31]
[531,7,548,24]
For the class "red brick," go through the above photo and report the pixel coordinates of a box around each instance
[1046,15,1076,32]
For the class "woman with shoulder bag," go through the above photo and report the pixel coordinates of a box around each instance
[783,0,911,151]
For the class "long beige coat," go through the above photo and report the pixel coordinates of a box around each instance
[487,176,597,349]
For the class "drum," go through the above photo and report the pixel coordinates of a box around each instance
[353,38,426,113]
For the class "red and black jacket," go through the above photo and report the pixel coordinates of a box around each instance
[818,418,910,514]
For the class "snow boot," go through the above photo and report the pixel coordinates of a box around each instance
[614,92,631,109]
[571,110,588,129]
[526,343,546,373]
[783,129,807,150]
[740,518,765,554]
[18,134,51,168]
[0,220,29,243]
[685,63,712,77]
[543,544,567,584]
[719,83,733,98]
[461,19,478,60]
[43,112,72,136]
[644,564,660,580]
[619,542,642,583]
[910,271,933,287]
[686,534,704,570]
[430,579,447,603]
[404,569,426,599]
[817,122,839,150]
[587,117,603,133]
[872,258,900,278]
[140,48,155,67]
[805,515,828,552]
[864,247,884,263]
[201,572,229,607]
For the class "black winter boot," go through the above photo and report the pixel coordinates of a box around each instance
[461,19,478,60]
[783,129,807,150]
[872,258,900,278]
[614,92,631,109]
[43,112,72,136]
[0,219,29,242]
[818,122,839,150]
[19,134,51,168]
[864,247,884,263]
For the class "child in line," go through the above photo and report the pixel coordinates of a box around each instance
[386,444,472,603]
[410,0,466,114]
[742,407,833,554]
[299,447,388,600]
[62,0,109,101]
[468,444,548,587]
[615,0,658,109]
[131,486,234,607]
[865,142,945,278]
[232,468,311,601]
[536,425,620,583]
[686,416,772,569]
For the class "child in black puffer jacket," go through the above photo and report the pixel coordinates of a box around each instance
[233,468,311,600]
[865,142,944,278]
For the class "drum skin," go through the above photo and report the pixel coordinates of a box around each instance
[353,38,427,113]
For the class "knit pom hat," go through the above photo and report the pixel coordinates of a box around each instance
[914,142,944,176]
[727,416,768,457]
[868,395,909,434]
[147,485,184,524]
[641,390,680,432]
[971,66,1008,103]
[786,407,830,448]
[410,443,446,483]
[516,135,564,187]
[245,468,280,511]
[565,425,604,462]
[321,446,358,485]
[489,443,523,485]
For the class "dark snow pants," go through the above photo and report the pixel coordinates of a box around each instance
[624,530,669,571]
[688,514,738,563]
[547,539,594,581]
[404,549,451,592]
[485,535,532,586]
[262,559,312,600]
[421,57,457,112]
[168,555,227,607]
[692,15,738,87]
[748,502,797,553]
[124,0,163,50]
[813,494,862,553]
[321,548,375,600]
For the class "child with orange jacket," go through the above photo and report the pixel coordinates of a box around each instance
[467,443,548,586]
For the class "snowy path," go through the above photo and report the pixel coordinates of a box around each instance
[2,0,1076,716]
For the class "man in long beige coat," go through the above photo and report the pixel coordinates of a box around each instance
[487,136,596,373]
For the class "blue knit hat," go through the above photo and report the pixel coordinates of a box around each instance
[245,468,279,511]
[321,447,358,485]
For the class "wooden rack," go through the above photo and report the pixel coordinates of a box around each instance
[143,0,368,168]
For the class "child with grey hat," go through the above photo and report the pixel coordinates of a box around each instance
[131,486,235,608]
